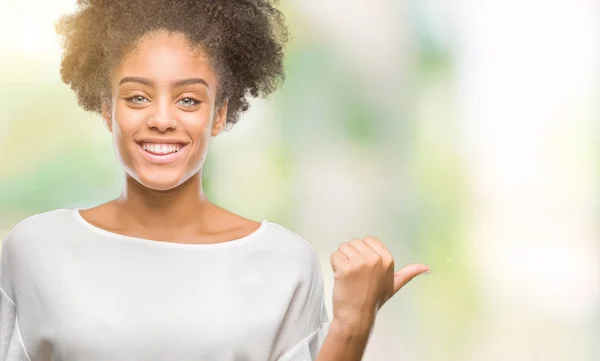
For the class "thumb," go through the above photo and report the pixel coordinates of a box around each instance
[392,263,430,295]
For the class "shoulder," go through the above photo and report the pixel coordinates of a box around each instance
[264,221,319,255]
[260,222,329,328]
[0,208,73,295]
[261,220,323,274]
[1,208,73,252]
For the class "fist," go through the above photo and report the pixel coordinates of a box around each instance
[329,236,429,330]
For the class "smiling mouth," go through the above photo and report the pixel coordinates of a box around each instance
[139,142,186,155]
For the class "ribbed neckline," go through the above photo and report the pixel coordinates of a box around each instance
[70,208,269,249]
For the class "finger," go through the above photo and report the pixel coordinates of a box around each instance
[330,251,350,275]
[392,263,430,295]
[335,243,350,260]
[364,236,394,265]
[349,238,381,263]
[338,240,367,264]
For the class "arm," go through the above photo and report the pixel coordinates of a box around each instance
[1,226,32,360]
[315,236,429,361]
[314,318,372,361]
[0,286,23,360]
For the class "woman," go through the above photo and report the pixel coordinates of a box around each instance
[0,0,429,360]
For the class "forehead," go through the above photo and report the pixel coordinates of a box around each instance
[113,31,217,86]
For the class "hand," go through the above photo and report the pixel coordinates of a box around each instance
[329,236,429,333]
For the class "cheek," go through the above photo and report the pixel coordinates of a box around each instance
[181,110,213,140]
[180,114,214,169]
[112,103,148,137]
[111,109,146,157]
[114,104,146,128]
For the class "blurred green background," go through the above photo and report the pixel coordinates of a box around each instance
[1,1,598,360]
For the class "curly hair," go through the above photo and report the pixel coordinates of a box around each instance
[55,0,289,127]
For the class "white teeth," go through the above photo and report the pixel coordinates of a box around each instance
[141,143,183,155]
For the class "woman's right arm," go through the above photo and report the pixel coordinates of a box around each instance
[0,224,31,361]
[0,284,24,360]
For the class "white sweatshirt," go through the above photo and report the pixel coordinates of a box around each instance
[0,209,330,361]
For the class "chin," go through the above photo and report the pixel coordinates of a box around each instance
[135,172,186,192]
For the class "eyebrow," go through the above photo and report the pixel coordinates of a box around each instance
[118,77,153,87]
[118,77,209,89]
[173,78,209,88]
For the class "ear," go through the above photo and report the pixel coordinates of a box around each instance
[101,100,113,132]
[211,98,229,136]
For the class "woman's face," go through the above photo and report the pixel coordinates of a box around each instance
[103,30,227,191]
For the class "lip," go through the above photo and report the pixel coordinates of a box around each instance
[136,138,189,145]
[136,143,188,165]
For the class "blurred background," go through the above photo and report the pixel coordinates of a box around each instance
[0,0,598,360]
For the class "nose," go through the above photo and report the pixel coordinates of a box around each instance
[146,99,177,132]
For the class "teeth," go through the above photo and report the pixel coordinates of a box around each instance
[141,143,183,155]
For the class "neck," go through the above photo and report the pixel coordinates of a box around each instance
[115,172,214,231]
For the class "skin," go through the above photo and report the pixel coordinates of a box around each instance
[80,31,260,244]
[318,240,429,360]
[79,30,430,360]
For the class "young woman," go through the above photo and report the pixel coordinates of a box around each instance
[0,1,429,360]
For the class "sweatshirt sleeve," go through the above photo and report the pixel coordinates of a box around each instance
[0,288,29,361]
[0,226,32,361]
[271,243,331,361]
[276,320,330,361]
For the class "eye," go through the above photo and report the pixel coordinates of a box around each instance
[177,97,200,107]
[126,95,149,104]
